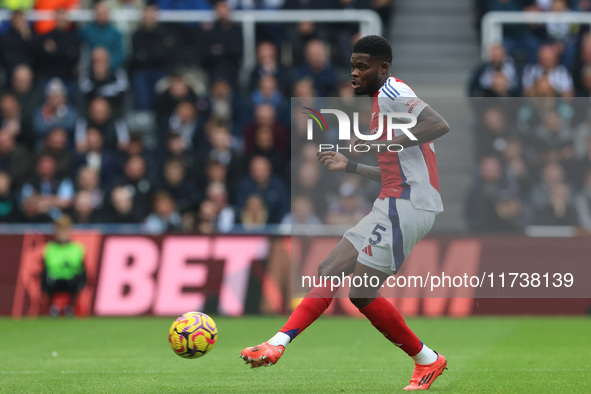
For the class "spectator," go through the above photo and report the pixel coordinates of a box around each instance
[35,9,81,92]
[522,44,574,97]
[281,193,322,226]
[0,171,20,222]
[70,190,102,224]
[112,155,153,220]
[209,76,251,140]
[0,92,34,149]
[529,161,569,210]
[482,0,540,63]
[203,181,236,232]
[245,124,287,177]
[240,194,268,230]
[286,21,329,67]
[533,182,579,225]
[291,79,318,152]
[236,155,289,223]
[570,135,591,187]
[475,107,515,158]
[325,177,371,225]
[295,39,337,96]
[573,32,591,96]
[164,132,198,179]
[130,5,176,110]
[486,71,514,98]
[465,155,509,232]
[143,190,182,234]
[331,0,367,65]
[502,138,532,197]
[154,0,205,67]
[104,185,138,222]
[103,0,146,55]
[201,0,243,86]
[0,10,36,78]
[72,128,120,189]
[0,130,29,188]
[159,158,200,213]
[575,168,591,229]
[202,159,228,194]
[75,97,129,152]
[154,71,200,131]
[41,215,86,317]
[21,154,75,221]
[167,101,202,151]
[243,104,289,156]
[489,190,526,232]
[469,44,520,97]
[533,110,573,162]
[249,41,291,94]
[206,122,244,186]
[196,199,217,234]
[32,78,78,141]
[294,159,328,217]
[535,0,579,69]
[9,64,41,121]
[39,128,72,179]
[575,64,591,98]
[80,1,124,70]
[250,75,289,122]
[34,1,79,35]
[370,0,393,34]
[572,114,591,159]
[79,47,129,114]
[75,166,105,212]
[121,132,159,179]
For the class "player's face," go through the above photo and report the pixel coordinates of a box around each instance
[350,53,385,96]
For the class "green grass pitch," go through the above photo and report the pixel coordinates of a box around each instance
[1,316,590,392]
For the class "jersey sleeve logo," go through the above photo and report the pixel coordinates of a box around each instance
[405,99,422,113]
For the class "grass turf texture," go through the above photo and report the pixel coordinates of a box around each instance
[0,316,590,392]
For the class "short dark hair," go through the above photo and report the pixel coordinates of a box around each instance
[353,35,392,64]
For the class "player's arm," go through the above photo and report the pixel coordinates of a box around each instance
[354,106,450,153]
[393,106,450,148]
[318,151,381,182]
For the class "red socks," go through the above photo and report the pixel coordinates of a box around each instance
[279,286,335,340]
[359,297,423,357]
[278,288,422,358]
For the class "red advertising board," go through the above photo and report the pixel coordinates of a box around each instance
[2,234,590,317]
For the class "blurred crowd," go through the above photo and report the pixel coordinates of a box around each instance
[0,0,392,233]
[467,0,591,231]
[4,0,589,235]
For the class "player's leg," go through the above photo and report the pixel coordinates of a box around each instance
[240,237,359,367]
[63,276,83,317]
[349,261,431,359]
[352,198,446,390]
[349,261,446,390]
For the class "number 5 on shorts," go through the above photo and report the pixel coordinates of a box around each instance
[369,224,387,245]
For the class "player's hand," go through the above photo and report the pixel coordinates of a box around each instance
[318,151,347,172]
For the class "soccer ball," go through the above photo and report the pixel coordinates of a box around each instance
[168,312,218,359]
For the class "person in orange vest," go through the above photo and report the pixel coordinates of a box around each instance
[33,0,79,36]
